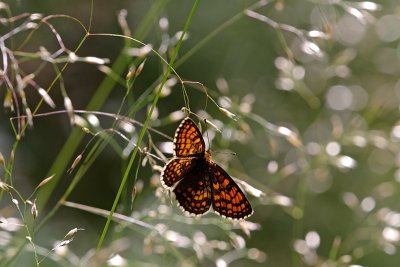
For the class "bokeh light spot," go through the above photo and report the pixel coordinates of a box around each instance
[343,192,359,209]
[368,149,394,174]
[336,15,366,46]
[382,227,400,242]
[391,125,400,140]
[267,161,278,174]
[326,85,353,111]
[306,142,321,156]
[360,197,375,212]
[337,155,357,169]
[326,142,341,156]
[375,15,400,42]
[305,231,320,249]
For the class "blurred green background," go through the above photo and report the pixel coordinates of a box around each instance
[1,0,400,266]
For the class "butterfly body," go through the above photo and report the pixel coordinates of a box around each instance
[160,117,253,220]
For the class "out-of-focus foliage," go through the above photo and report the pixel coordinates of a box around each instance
[1,0,400,266]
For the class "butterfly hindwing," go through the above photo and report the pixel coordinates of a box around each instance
[160,157,196,188]
[173,117,205,157]
[210,163,253,220]
[173,160,212,215]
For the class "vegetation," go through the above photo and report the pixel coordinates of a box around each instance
[1,0,400,266]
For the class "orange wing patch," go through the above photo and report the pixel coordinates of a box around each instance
[174,117,205,157]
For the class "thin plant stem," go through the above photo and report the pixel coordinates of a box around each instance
[96,0,201,252]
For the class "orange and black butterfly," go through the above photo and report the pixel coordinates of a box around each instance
[160,117,253,220]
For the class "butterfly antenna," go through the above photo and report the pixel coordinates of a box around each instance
[213,151,237,156]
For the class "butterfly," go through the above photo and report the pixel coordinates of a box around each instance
[160,117,253,220]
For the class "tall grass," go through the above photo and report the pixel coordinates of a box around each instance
[1,0,399,267]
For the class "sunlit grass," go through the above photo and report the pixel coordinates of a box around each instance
[1,0,400,266]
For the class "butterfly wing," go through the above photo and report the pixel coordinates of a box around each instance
[160,157,196,188]
[173,117,205,157]
[173,160,212,215]
[210,163,253,220]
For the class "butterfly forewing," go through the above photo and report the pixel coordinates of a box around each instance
[160,157,196,188]
[174,117,205,157]
[173,162,212,215]
[210,163,253,220]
